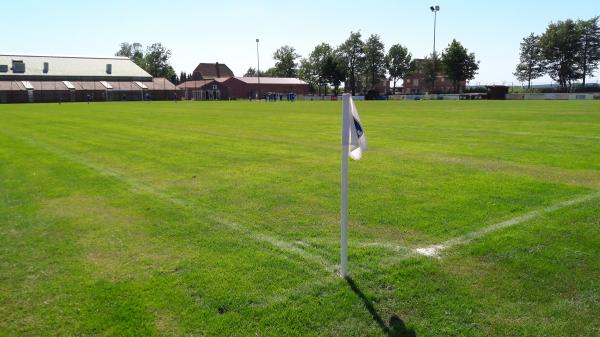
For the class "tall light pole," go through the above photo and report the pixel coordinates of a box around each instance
[256,38,261,100]
[430,5,440,93]
[430,5,440,56]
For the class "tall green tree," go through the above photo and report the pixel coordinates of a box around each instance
[170,73,179,85]
[577,16,600,87]
[273,45,301,77]
[322,53,346,95]
[441,40,479,93]
[385,44,412,93]
[540,19,582,91]
[419,53,439,92]
[338,31,365,95]
[298,59,318,93]
[363,34,386,91]
[514,33,545,90]
[143,43,176,79]
[308,43,334,94]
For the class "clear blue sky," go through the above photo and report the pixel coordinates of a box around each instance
[4,0,600,85]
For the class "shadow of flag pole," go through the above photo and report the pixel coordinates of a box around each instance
[340,93,351,277]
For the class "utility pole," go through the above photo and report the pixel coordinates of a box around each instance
[256,38,261,100]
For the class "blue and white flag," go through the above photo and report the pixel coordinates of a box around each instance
[348,96,367,160]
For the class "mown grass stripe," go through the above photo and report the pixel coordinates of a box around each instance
[0,129,339,273]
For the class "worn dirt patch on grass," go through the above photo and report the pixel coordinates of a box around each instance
[42,195,189,280]
[153,310,183,336]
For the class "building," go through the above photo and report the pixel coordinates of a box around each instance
[222,77,310,99]
[402,59,466,94]
[177,79,229,100]
[178,62,310,100]
[0,54,176,103]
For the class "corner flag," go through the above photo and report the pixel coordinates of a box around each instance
[348,96,368,160]
[340,94,366,277]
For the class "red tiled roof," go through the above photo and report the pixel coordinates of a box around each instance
[192,63,234,79]
[235,77,308,85]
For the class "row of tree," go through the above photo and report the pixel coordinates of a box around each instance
[116,33,480,95]
[514,16,600,91]
[246,32,478,95]
[244,32,413,95]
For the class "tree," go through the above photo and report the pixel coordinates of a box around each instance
[116,42,144,67]
[298,59,318,93]
[441,39,479,93]
[308,43,334,94]
[322,53,346,95]
[273,45,301,77]
[180,71,187,83]
[170,73,179,85]
[540,19,582,91]
[143,43,176,79]
[577,16,600,87]
[420,53,439,92]
[363,34,386,91]
[263,67,278,77]
[244,67,257,77]
[338,31,365,95]
[115,42,176,80]
[514,33,545,90]
[385,44,412,93]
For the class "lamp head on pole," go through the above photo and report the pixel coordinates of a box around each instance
[430,5,440,12]
[256,38,259,43]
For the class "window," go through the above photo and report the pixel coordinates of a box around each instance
[12,60,25,73]
[134,81,148,89]
[0,65,7,73]
[43,62,49,73]
[63,81,75,89]
[100,81,113,89]
[106,64,112,74]
[22,81,34,90]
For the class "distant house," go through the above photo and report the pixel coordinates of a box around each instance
[402,59,466,94]
[0,54,176,103]
[178,62,310,100]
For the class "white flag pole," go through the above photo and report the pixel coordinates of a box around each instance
[340,93,350,277]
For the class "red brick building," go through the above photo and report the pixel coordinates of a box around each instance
[177,79,229,100]
[178,62,310,100]
[402,59,466,94]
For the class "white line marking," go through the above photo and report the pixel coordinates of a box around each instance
[2,130,337,272]
[415,192,600,257]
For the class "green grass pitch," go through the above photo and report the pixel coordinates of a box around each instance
[1,100,599,336]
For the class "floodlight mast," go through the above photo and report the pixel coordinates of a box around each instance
[430,5,440,56]
[256,38,261,100]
